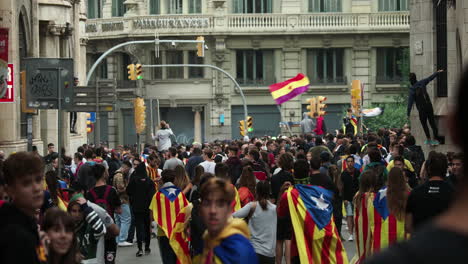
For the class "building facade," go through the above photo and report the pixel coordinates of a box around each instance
[409,0,465,154]
[85,0,410,147]
[0,0,88,156]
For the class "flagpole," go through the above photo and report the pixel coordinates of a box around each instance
[277,105,293,136]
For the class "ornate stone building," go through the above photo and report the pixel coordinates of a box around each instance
[0,0,88,156]
[409,0,465,153]
[85,0,409,146]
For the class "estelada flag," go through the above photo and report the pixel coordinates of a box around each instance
[149,185,190,264]
[371,187,407,254]
[352,192,375,264]
[269,73,310,105]
[286,184,348,264]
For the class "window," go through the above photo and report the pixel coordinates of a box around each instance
[236,50,275,86]
[307,49,345,84]
[151,52,162,79]
[88,0,102,18]
[112,0,125,17]
[166,51,183,79]
[233,0,272,13]
[309,0,341,12]
[376,47,408,84]
[167,0,183,14]
[378,0,408,11]
[188,51,204,78]
[150,0,160,14]
[189,0,202,13]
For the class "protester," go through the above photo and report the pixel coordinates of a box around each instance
[174,164,192,195]
[185,147,204,180]
[233,181,277,263]
[126,163,155,257]
[163,147,184,170]
[68,193,106,263]
[225,146,243,184]
[404,151,454,234]
[112,160,132,247]
[0,152,47,264]
[195,177,257,263]
[152,121,174,151]
[341,155,360,241]
[446,152,463,188]
[237,166,256,207]
[42,207,81,264]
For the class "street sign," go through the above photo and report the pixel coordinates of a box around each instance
[71,80,116,112]
[24,58,74,109]
[0,63,14,102]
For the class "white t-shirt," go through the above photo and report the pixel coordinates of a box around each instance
[199,160,216,174]
[153,128,174,151]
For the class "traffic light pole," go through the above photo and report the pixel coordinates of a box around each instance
[142,64,250,136]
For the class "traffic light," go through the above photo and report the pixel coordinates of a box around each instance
[127,64,136,80]
[306,97,317,117]
[317,96,327,116]
[246,116,253,132]
[239,120,246,136]
[134,97,146,134]
[196,36,204,57]
[86,113,93,133]
[135,64,143,80]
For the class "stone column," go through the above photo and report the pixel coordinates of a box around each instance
[193,106,203,143]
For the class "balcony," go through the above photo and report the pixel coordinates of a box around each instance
[85,12,409,39]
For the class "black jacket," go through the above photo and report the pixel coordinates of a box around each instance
[126,163,156,212]
[225,156,243,184]
[185,155,204,180]
[0,203,46,264]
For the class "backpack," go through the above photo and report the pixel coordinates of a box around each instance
[88,185,113,216]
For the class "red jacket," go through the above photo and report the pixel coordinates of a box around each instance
[314,116,324,135]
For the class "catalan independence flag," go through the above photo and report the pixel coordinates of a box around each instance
[352,192,375,264]
[149,185,190,264]
[269,73,310,104]
[287,184,348,264]
[371,187,407,254]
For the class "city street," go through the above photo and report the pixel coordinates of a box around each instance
[116,221,357,263]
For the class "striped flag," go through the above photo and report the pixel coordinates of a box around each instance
[352,192,375,264]
[149,185,190,264]
[269,74,310,105]
[231,184,242,212]
[371,188,407,253]
[287,184,348,264]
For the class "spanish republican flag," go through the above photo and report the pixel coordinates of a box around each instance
[352,192,375,264]
[149,185,190,264]
[287,184,348,264]
[269,73,310,105]
[371,187,407,254]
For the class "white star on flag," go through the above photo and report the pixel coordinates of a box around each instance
[311,194,329,211]
[379,188,387,201]
[166,187,177,196]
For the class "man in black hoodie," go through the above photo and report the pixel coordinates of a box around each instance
[0,152,47,264]
[126,162,156,257]
[407,70,444,145]
[225,146,242,184]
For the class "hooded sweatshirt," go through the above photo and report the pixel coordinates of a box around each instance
[126,162,156,212]
[196,218,258,263]
[300,112,315,134]
[0,202,47,264]
[68,193,106,263]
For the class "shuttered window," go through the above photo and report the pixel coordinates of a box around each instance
[189,0,202,13]
[236,50,275,86]
[233,0,273,13]
[112,0,125,17]
[307,49,345,84]
[378,0,408,11]
[150,0,160,14]
[309,0,341,12]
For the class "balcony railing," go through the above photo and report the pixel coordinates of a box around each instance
[85,12,409,38]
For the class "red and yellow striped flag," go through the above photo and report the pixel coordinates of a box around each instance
[269,73,310,105]
[231,184,241,212]
[287,185,348,264]
[149,185,190,264]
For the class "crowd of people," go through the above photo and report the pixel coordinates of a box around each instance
[0,71,467,264]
